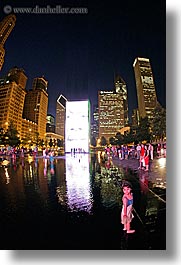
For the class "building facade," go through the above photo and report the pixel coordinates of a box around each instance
[23,77,48,140]
[133,57,157,121]
[45,132,64,148]
[0,68,27,134]
[91,104,99,139]
[131,108,139,127]
[114,74,129,126]
[56,94,67,138]
[0,14,16,71]
[46,114,55,133]
[98,90,124,141]
[21,118,38,144]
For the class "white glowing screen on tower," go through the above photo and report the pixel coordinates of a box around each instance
[65,100,90,153]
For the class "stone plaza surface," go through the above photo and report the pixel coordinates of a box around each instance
[113,156,166,188]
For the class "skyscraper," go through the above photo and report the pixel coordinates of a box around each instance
[23,77,48,140]
[0,14,16,71]
[46,114,55,133]
[98,90,124,141]
[6,67,27,89]
[0,67,27,133]
[98,74,129,142]
[56,94,67,138]
[131,108,139,127]
[133,57,157,121]
[91,104,99,139]
[114,74,129,126]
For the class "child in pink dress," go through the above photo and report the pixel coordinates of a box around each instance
[121,182,135,233]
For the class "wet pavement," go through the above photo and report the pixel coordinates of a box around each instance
[0,153,166,250]
[112,156,166,250]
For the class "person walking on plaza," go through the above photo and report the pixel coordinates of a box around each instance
[121,181,135,233]
[148,143,154,160]
[157,143,161,158]
[120,145,124,160]
[138,144,145,169]
[136,144,141,160]
[163,143,166,157]
[124,145,128,160]
[43,148,46,158]
[131,144,136,159]
[144,153,149,171]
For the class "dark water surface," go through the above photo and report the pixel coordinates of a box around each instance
[0,153,166,250]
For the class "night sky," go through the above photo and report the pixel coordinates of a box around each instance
[0,0,166,120]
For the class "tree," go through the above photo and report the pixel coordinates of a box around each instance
[21,137,29,147]
[100,136,107,146]
[34,132,41,146]
[91,136,97,147]
[109,137,116,145]
[123,127,138,144]
[124,133,135,144]
[49,138,53,148]
[39,139,44,148]
[0,127,5,146]
[45,139,48,147]
[115,132,124,145]
[136,117,151,142]
[4,121,20,147]
[57,139,63,147]
[151,103,166,141]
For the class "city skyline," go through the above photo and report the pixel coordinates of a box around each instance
[0,0,166,119]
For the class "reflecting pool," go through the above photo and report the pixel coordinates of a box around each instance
[0,153,166,250]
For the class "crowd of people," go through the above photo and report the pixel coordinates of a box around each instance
[104,142,166,172]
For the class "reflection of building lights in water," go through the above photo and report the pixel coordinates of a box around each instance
[29,165,33,178]
[50,162,55,175]
[44,158,48,176]
[98,151,101,163]
[28,154,33,164]
[5,167,10,184]
[158,157,166,168]
[65,154,92,213]
[98,151,105,164]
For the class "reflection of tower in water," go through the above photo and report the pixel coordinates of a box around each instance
[22,157,50,202]
[65,154,93,213]
[55,158,67,206]
[22,155,39,189]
